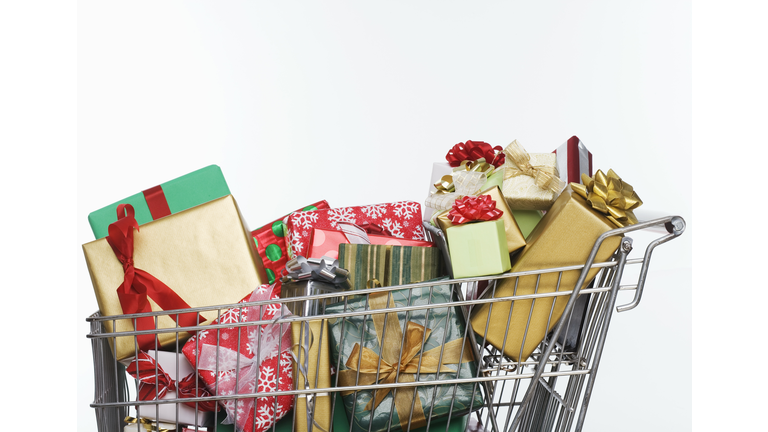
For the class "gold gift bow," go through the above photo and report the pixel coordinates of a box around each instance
[434,158,497,194]
[570,169,643,227]
[124,416,170,432]
[502,140,564,194]
[338,292,474,431]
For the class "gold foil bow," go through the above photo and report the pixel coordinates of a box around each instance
[434,158,497,195]
[124,417,170,432]
[570,169,643,227]
[338,293,474,431]
[502,140,564,194]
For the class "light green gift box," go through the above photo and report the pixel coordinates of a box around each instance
[511,209,544,239]
[437,217,511,279]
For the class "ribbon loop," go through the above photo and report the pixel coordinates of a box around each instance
[280,255,351,288]
[445,140,505,168]
[571,169,643,227]
[106,204,204,351]
[447,194,503,225]
[501,139,564,194]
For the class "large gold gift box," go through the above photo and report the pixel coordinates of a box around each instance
[291,319,332,432]
[470,185,623,361]
[83,195,267,361]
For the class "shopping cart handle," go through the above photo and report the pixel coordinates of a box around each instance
[617,215,686,312]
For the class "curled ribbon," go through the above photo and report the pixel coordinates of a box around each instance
[571,169,643,227]
[338,293,474,431]
[445,140,505,168]
[106,204,204,351]
[433,158,495,195]
[501,139,564,194]
[126,352,217,412]
[280,255,351,288]
[447,194,503,225]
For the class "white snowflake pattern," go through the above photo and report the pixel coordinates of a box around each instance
[220,307,245,324]
[412,224,426,241]
[393,201,420,220]
[254,404,274,431]
[381,218,404,238]
[360,203,388,220]
[279,353,292,369]
[246,329,259,355]
[289,230,305,255]
[327,207,356,227]
[258,365,277,393]
[256,284,271,294]
[265,303,281,317]
[291,211,320,230]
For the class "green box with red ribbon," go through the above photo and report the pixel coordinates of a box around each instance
[87,165,230,239]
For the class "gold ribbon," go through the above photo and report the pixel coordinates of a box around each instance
[570,169,643,227]
[501,140,564,194]
[338,293,474,431]
[434,158,497,194]
[124,417,170,432]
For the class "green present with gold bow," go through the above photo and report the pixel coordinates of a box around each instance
[471,169,641,361]
[325,282,484,432]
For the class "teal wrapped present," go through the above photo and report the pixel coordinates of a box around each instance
[326,281,484,432]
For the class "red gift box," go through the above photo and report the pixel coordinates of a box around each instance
[182,284,294,432]
[251,200,330,284]
[308,225,434,260]
[285,201,426,259]
[553,136,593,185]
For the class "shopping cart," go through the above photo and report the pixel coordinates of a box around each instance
[87,215,685,432]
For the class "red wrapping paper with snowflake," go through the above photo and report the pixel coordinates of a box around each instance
[251,200,331,284]
[182,284,294,432]
[284,201,425,259]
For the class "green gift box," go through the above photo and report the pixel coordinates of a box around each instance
[88,165,230,239]
[511,209,544,239]
[331,392,468,432]
[325,282,484,432]
[436,217,511,279]
[337,244,446,290]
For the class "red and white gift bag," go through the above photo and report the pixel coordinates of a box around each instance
[182,284,294,432]
[284,201,426,259]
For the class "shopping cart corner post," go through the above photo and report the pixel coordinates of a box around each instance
[574,237,633,432]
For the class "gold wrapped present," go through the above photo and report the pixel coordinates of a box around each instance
[291,319,332,432]
[83,195,267,360]
[500,140,564,210]
[471,170,641,361]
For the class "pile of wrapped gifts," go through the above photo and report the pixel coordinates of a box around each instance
[83,136,643,432]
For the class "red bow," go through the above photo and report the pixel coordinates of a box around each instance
[106,204,204,351]
[445,140,505,168]
[127,352,218,412]
[447,195,503,225]
[357,222,392,237]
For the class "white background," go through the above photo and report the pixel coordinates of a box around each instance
[4,1,764,431]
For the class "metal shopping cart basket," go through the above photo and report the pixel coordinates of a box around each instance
[87,215,685,432]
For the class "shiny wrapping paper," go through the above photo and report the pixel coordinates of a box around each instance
[285,201,425,259]
[252,200,331,284]
[325,284,484,432]
[434,186,525,255]
[308,227,433,261]
[500,140,562,211]
[82,195,268,361]
[331,392,469,432]
[337,244,445,290]
[291,319,332,432]
[470,185,623,361]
